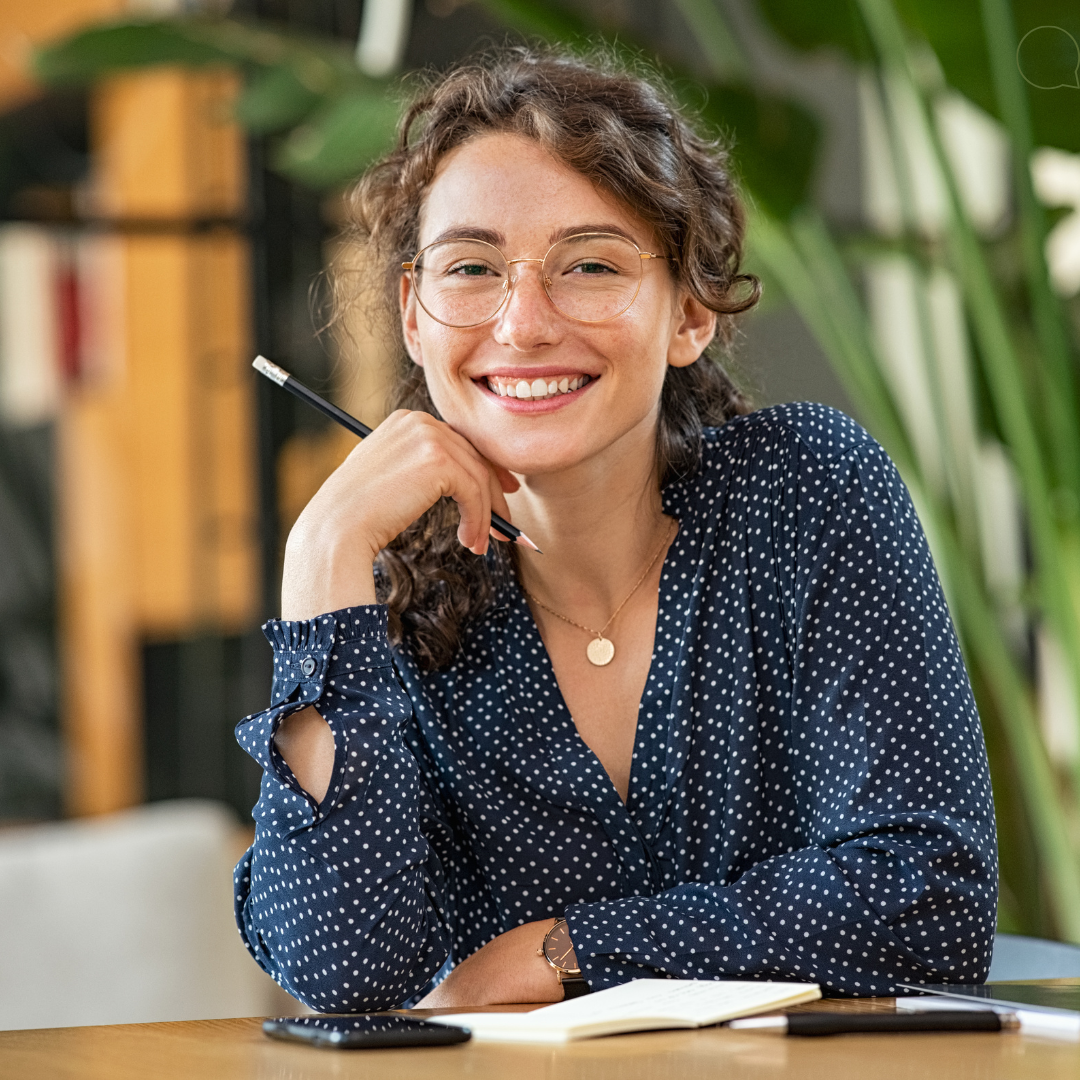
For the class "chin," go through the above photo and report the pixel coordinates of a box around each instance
[473,409,659,478]
[495,446,588,477]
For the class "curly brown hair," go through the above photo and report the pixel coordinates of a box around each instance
[334,44,759,670]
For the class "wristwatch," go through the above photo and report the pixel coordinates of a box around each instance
[539,918,590,999]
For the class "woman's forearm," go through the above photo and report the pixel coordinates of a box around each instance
[416,920,564,1007]
[280,519,379,621]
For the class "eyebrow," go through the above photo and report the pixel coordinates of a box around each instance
[548,223,640,245]
[428,226,505,246]
[424,223,643,250]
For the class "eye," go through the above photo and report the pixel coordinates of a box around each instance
[569,260,618,275]
[448,261,497,277]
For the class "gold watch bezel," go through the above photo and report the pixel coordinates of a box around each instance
[539,918,582,979]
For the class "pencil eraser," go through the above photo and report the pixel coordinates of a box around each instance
[253,355,289,386]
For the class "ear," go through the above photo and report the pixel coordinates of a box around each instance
[666,292,717,369]
[400,271,424,367]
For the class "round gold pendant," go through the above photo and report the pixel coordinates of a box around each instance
[586,636,615,666]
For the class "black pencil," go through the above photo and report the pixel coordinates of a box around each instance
[728,1010,1016,1036]
[253,356,541,553]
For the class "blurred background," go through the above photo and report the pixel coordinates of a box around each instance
[1,0,1079,1030]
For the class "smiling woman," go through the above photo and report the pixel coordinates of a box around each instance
[233,46,997,1014]
[339,49,758,671]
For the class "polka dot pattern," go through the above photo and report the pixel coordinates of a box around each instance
[234,404,997,1010]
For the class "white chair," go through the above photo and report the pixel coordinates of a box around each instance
[0,799,300,1030]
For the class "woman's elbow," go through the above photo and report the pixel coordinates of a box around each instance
[270,936,449,1013]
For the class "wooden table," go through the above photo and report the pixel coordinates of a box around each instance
[2,997,1078,1080]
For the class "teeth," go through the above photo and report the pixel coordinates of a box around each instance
[486,375,589,400]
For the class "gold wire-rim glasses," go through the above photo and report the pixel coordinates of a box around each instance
[401,231,669,328]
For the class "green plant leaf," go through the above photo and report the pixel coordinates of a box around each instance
[234,63,324,134]
[478,0,597,48]
[33,16,396,182]
[33,19,235,83]
[670,0,748,80]
[757,0,1080,154]
[756,0,872,60]
[694,85,820,220]
[899,0,1080,153]
[986,0,1080,154]
[273,89,401,188]
[34,16,365,94]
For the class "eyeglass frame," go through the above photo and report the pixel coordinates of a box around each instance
[401,231,670,329]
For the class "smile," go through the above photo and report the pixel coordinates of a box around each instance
[484,374,591,400]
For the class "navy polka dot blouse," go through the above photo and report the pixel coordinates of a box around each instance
[233,403,997,1009]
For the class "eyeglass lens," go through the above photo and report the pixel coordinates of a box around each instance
[411,234,644,327]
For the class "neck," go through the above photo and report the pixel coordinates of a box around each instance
[507,421,672,618]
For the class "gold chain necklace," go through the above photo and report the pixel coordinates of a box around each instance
[524,517,677,667]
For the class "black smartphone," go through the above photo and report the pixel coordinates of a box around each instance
[262,1014,471,1050]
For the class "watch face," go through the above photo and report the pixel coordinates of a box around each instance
[543,920,580,974]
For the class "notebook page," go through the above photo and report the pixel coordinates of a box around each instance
[429,978,820,1037]
[522,978,819,1027]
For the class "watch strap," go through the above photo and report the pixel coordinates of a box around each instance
[560,975,590,999]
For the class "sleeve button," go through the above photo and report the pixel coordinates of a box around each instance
[300,656,316,677]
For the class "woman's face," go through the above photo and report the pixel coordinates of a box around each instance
[401,132,715,479]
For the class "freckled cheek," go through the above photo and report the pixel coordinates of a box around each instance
[415,326,487,417]
[598,318,671,389]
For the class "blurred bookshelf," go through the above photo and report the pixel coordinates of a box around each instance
[0,0,125,822]
[0,1,403,826]
[0,66,267,820]
[0,0,273,821]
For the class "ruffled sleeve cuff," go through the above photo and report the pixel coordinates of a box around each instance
[235,605,398,817]
[263,605,391,706]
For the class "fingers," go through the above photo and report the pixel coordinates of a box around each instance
[443,432,523,553]
[492,464,520,494]
[405,414,494,555]
[485,466,515,545]
[328,409,508,557]
[444,442,493,555]
[422,419,520,557]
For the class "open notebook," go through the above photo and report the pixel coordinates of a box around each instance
[426,978,821,1043]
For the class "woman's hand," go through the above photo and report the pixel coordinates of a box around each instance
[281,409,515,621]
[275,410,514,800]
[415,920,565,1008]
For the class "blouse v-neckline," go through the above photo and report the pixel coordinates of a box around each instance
[506,489,691,830]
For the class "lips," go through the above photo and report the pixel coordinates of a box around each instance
[485,374,591,400]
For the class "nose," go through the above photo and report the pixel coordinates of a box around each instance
[493,258,559,349]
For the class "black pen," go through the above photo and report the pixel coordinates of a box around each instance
[728,1010,1017,1036]
[253,356,541,553]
